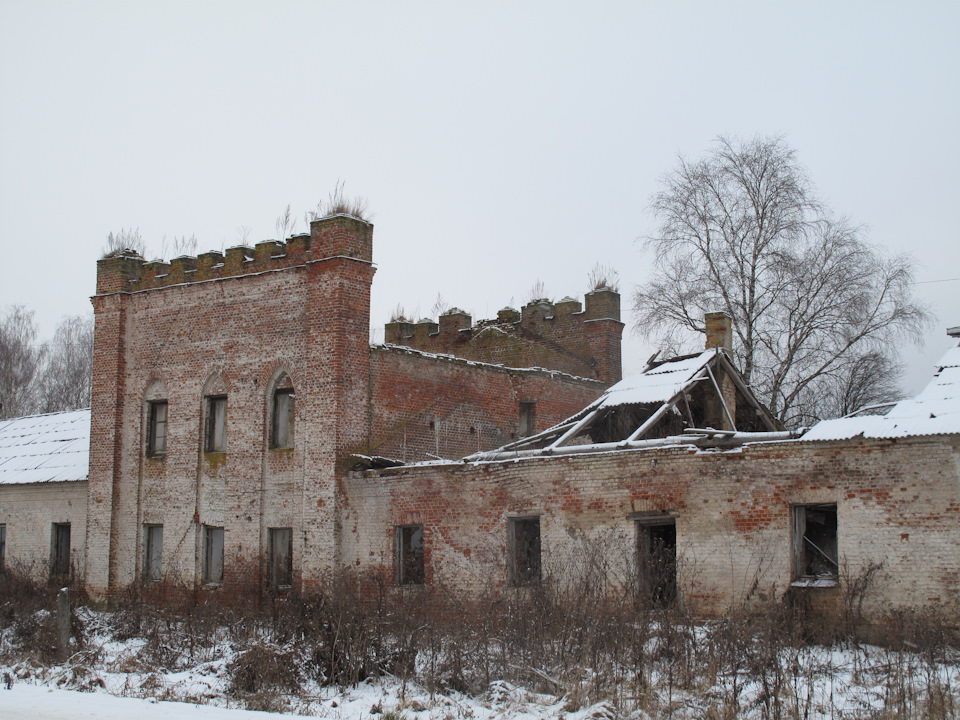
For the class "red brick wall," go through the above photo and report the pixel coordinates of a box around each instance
[367,347,605,463]
[86,216,376,599]
[342,435,960,621]
[384,290,624,384]
[85,214,610,601]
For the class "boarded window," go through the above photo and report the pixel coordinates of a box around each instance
[793,504,839,580]
[396,525,425,585]
[205,396,226,452]
[509,517,541,585]
[204,526,224,584]
[268,527,293,588]
[144,524,163,582]
[51,523,71,578]
[0,524,5,572]
[636,517,677,607]
[147,400,168,456]
[519,402,536,437]
[271,388,295,449]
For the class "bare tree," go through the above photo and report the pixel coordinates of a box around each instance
[633,135,929,425]
[794,350,903,424]
[37,314,95,413]
[0,306,45,418]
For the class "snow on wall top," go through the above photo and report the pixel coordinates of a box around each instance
[590,350,717,409]
[0,409,90,485]
[802,345,960,441]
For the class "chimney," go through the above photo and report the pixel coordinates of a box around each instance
[705,311,732,352]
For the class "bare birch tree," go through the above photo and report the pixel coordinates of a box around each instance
[633,135,929,426]
[38,314,94,413]
[0,306,45,418]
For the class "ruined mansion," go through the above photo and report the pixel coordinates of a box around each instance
[0,215,958,623]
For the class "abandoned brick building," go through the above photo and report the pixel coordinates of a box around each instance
[1,213,958,623]
[86,215,618,598]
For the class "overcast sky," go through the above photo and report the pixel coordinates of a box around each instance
[1,1,957,395]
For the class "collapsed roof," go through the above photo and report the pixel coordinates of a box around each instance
[467,348,787,461]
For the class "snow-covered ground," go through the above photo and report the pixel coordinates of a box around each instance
[2,606,959,719]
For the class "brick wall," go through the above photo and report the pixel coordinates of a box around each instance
[367,347,605,463]
[84,215,611,601]
[384,290,623,384]
[342,435,960,621]
[0,481,87,581]
[86,216,376,599]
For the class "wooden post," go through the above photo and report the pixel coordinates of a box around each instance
[56,587,70,658]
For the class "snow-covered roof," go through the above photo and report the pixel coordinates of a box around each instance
[592,350,719,409]
[802,345,960,441]
[0,409,90,485]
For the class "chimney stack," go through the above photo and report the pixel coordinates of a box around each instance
[705,311,732,352]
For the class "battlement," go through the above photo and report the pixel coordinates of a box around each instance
[384,288,623,384]
[95,215,373,295]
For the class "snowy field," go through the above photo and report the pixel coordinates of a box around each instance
[2,603,959,719]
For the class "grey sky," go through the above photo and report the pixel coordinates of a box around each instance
[1,1,957,395]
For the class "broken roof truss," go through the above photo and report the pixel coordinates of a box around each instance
[467,349,787,462]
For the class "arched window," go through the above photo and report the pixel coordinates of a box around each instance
[270,374,295,449]
[202,372,228,453]
[144,380,168,458]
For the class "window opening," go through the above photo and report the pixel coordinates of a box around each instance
[396,525,425,585]
[268,527,293,588]
[509,517,541,585]
[203,526,224,584]
[205,396,226,452]
[0,524,5,572]
[636,517,677,607]
[144,524,163,582]
[519,401,536,437]
[793,504,838,581]
[147,400,168,456]
[271,387,295,449]
[51,523,71,578]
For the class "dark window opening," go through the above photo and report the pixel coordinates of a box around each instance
[271,387,295,449]
[636,518,677,607]
[268,527,293,588]
[51,523,71,578]
[509,517,541,585]
[144,524,163,582]
[0,524,5,572]
[205,396,227,452]
[203,526,224,584]
[793,504,839,581]
[147,400,168,457]
[519,401,536,437]
[396,525,425,585]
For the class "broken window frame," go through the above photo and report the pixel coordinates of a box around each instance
[395,525,425,586]
[271,387,295,449]
[634,514,677,608]
[204,395,227,453]
[146,400,168,457]
[509,516,541,586]
[791,503,839,585]
[51,522,71,579]
[268,527,293,589]
[203,525,224,585]
[143,524,163,582]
